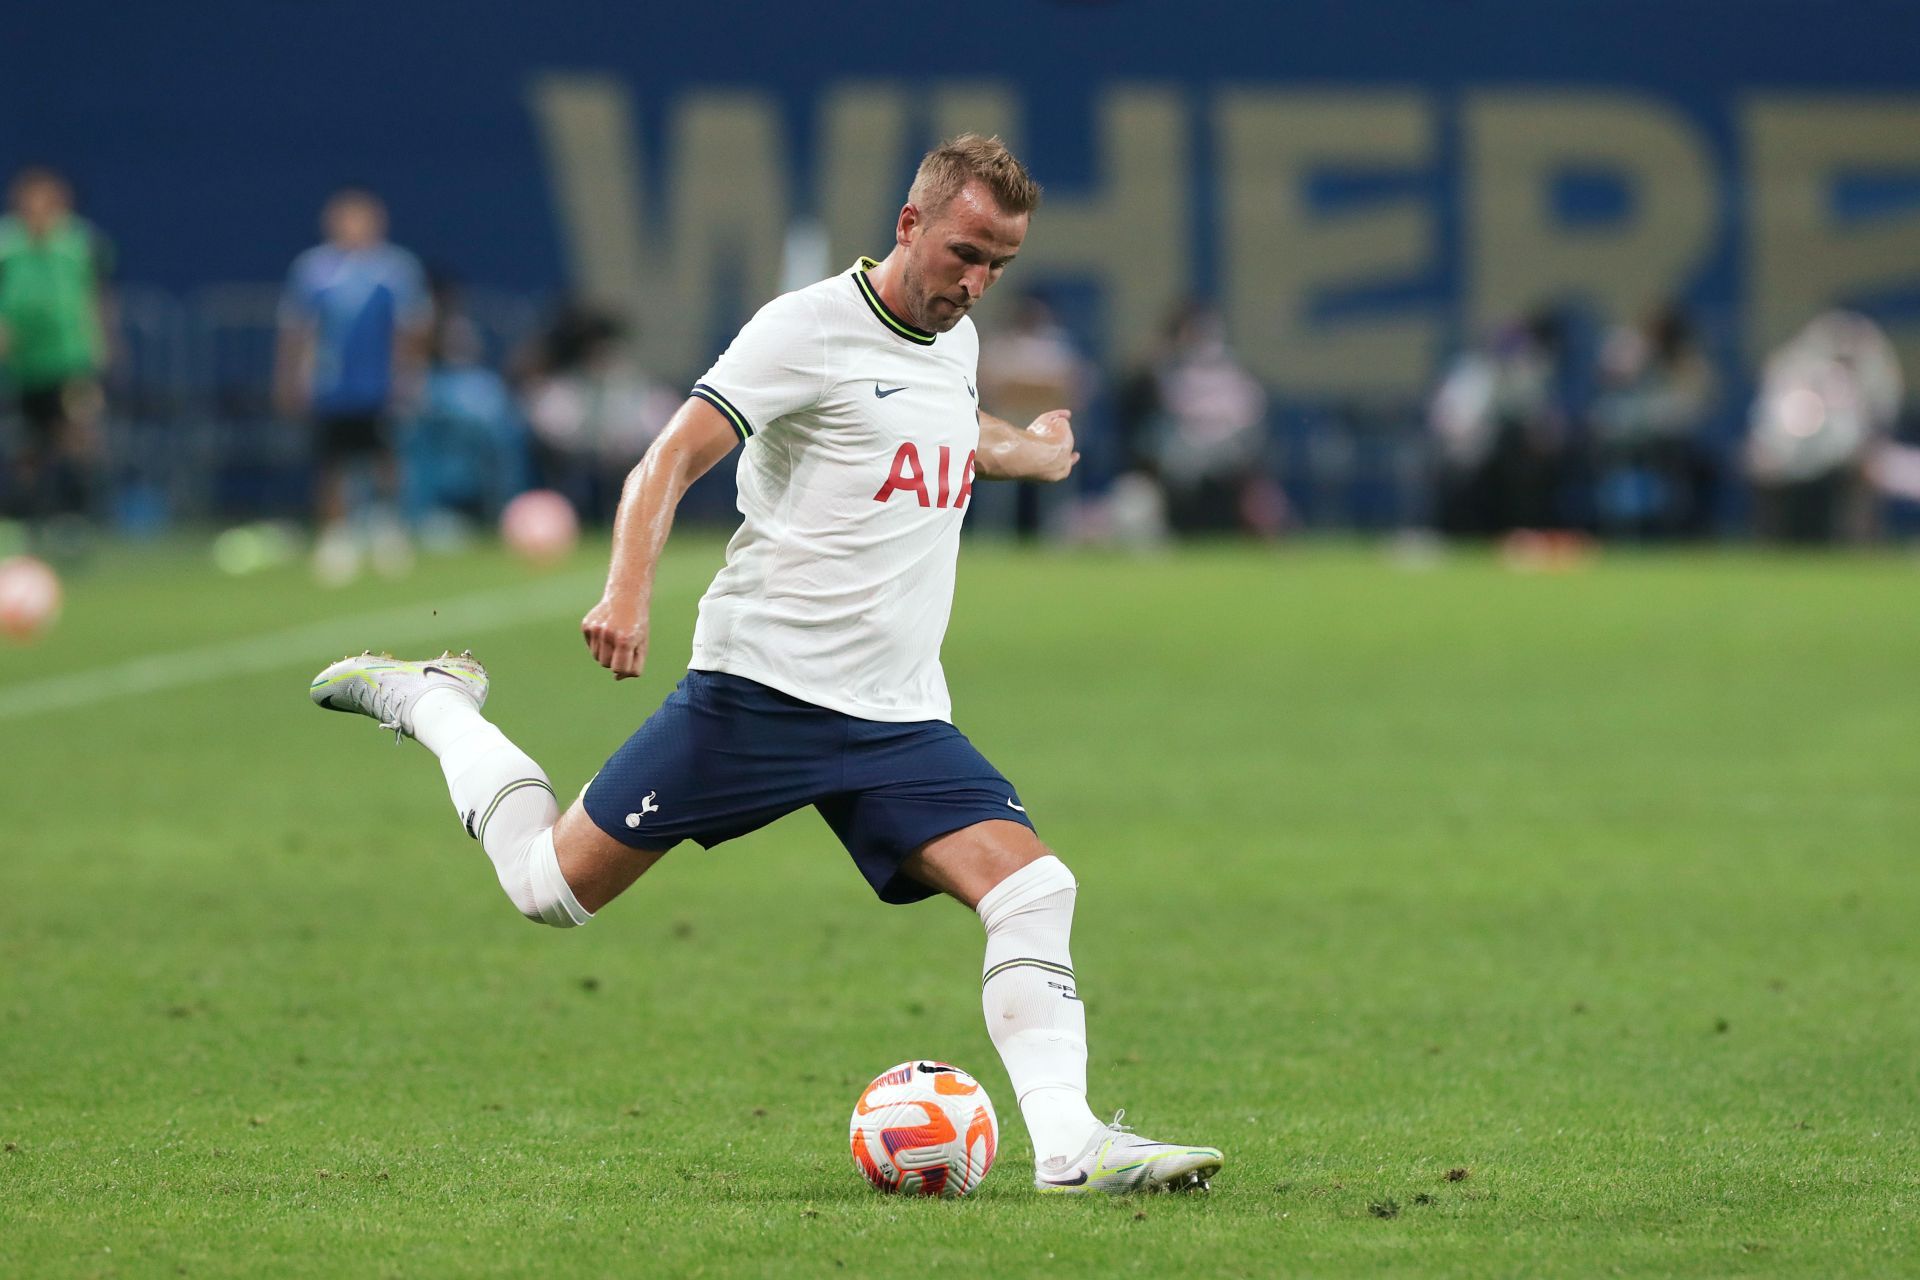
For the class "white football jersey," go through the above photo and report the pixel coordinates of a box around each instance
[686,258,982,723]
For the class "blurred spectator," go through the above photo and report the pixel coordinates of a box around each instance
[513,301,674,523]
[400,275,530,534]
[1745,310,1902,543]
[1116,301,1278,537]
[1428,310,1569,536]
[975,291,1090,540]
[0,166,114,538]
[1589,303,1716,539]
[274,187,430,583]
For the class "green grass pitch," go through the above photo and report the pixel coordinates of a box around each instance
[3,538,1918,1277]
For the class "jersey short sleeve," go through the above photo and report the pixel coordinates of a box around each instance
[691,290,830,443]
[388,247,431,329]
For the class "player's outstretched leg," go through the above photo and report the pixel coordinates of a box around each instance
[970,852,1224,1194]
[309,651,592,927]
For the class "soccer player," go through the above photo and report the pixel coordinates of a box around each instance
[311,135,1223,1195]
[0,166,113,531]
[275,187,430,584]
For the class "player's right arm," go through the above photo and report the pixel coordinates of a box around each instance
[273,254,318,418]
[272,324,314,418]
[580,397,741,679]
[586,289,825,678]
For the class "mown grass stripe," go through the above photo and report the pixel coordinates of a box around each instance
[0,570,603,722]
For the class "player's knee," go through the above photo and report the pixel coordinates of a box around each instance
[499,828,593,928]
[1003,852,1076,899]
[1035,854,1075,895]
[497,870,556,927]
[976,854,1077,929]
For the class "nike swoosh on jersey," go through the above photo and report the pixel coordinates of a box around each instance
[1007,798,1026,812]
[874,383,908,398]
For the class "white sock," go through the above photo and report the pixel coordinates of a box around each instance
[977,855,1101,1166]
[412,688,590,927]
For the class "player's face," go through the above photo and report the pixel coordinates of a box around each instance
[13,178,70,235]
[898,181,1028,333]
[325,196,387,249]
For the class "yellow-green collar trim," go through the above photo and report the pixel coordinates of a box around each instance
[852,256,937,346]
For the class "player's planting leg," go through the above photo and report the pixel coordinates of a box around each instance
[956,845,1224,1194]
[975,856,1103,1163]
[309,652,590,927]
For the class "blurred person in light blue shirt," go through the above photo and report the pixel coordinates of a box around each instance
[275,187,430,583]
[1589,303,1715,540]
[402,275,530,534]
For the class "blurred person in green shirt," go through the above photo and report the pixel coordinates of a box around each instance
[0,166,114,527]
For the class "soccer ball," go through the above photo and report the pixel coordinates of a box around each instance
[849,1060,998,1197]
[0,555,62,643]
[499,489,579,566]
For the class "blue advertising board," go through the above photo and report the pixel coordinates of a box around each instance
[4,1,1919,408]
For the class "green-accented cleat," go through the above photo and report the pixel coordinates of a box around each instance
[1034,1111,1223,1195]
[309,650,489,742]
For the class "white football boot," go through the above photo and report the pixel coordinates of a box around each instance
[1034,1111,1223,1195]
[309,650,489,742]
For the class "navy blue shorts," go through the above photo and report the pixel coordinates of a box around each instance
[582,670,1035,904]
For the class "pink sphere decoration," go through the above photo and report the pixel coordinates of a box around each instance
[500,490,580,566]
[0,555,62,643]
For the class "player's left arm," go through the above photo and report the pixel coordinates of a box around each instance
[976,408,1079,482]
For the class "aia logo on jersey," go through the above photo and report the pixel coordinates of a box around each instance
[874,442,976,510]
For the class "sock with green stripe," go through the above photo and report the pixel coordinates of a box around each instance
[977,855,1100,1166]
[413,688,590,927]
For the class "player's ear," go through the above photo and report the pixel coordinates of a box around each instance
[896,203,918,248]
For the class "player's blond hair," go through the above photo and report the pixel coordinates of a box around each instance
[907,134,1041,218]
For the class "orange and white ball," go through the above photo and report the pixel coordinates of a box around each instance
[849,1060,998,1197]
[500,489,580,567]
[0,555,62,643]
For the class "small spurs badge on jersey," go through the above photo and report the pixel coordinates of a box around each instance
[625,790,661,828]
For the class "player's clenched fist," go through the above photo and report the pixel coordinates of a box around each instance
[1026,410,1080,482]
[582,594,649,680]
